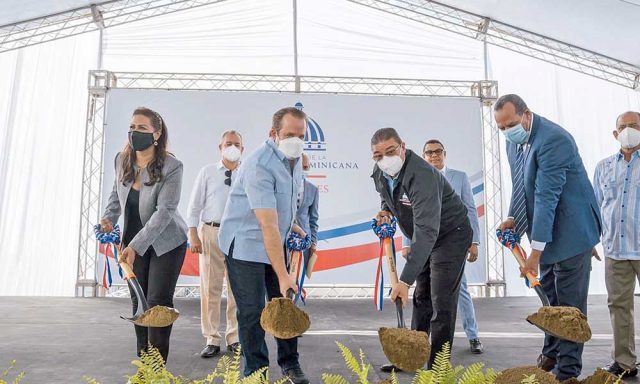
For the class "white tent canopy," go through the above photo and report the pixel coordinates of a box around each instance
[0,0,639,296]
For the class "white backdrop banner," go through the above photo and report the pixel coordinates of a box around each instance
[99,90,485,287]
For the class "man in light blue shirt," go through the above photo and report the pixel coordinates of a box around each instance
[218,107,309,383]
[593,111,640,379]
[401,139,483,354]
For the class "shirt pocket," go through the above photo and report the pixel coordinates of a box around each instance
[602,181,617,202]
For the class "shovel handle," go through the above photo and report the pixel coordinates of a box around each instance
[119,260,136,280]
[509,245,541,288]
[383,238,399,286]
[290,250,300,280]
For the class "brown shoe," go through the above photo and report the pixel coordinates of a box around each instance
[537,354,557,372]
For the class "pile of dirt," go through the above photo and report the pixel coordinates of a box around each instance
[260,297,310,339]
[495,366,559,384]
[581,368,625,384]
[133,305,179,327]
[527,306,591,343]
[378,327,430,372]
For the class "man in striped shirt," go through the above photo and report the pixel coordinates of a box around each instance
[593,111,640,379]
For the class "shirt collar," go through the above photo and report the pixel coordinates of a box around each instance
[439,166,447,175]
[266,139,287,161]
[615,149,640,161]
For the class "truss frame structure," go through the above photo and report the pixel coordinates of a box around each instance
[0,0,229,53]
[78,70,504,298]
[2,0,639,89]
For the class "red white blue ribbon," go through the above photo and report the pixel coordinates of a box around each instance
[371,218,397,311]
[94,224,123,289]
[286,232,311,304]
[496,228,532,287]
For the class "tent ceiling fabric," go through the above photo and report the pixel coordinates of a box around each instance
[436,0,640,67]
[0,0,639,72]
[0,0,114,26]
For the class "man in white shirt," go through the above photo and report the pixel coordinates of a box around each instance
[187,130,243,358]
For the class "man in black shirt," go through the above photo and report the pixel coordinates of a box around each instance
[371,128,472,371]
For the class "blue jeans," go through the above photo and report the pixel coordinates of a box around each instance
[225,242,300,377]
[540,250,591,380]
[457,272,479,340]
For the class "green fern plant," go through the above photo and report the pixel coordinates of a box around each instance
[0,361,25,384]
[322,342,372,384]
[520,375,539,384]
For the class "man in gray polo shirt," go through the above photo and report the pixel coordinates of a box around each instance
[218,107,308,383]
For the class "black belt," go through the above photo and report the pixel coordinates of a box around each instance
[204,222,220,227]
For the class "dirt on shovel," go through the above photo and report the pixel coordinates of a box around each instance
[378,327,430,372]
[496,366,559,384]
[526,306,592,343]
[582,368,625,384]
[133,305,180,327]
[260,297,310,339]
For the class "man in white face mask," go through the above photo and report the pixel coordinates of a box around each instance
[218,107,309,383]
[593,111,640,379]
[370,128,473,371]
[187,130,244,358]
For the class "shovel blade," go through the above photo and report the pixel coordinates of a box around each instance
[120,306,180,328]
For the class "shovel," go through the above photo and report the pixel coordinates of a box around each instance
[260,249,310,339]
[378,236,430,372]
[118,260,180,328]
[501,234,591,343]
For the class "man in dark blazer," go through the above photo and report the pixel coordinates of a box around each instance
[370,127,472,371]
[495,94,602,382]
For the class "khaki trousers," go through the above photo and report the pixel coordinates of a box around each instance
[606,257,640,370]
[199,225,238,346]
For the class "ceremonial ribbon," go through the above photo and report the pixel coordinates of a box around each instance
[286,232,311,304]
[371,217,397,311]
[496,228,533,288]
[94,224,123,289]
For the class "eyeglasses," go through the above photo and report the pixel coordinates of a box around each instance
[423,149,444,157]
[372,144,401,162]
[224,170,232,186]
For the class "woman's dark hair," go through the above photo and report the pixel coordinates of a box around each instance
[119,107,169,186]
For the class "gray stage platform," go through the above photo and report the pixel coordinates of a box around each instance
[0,295,636,383]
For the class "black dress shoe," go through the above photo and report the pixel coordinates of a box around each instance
[200,345,221,358]
[469,338,483,354]
[227,342,241,353]
[380,363,402,373]
[536,354,557,372]
[605,361,638,378]
[282,366,309,384]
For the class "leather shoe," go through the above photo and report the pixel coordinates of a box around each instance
[200,345,221,358]
[380,363,402,373]
[469,339,483,354]
[283,366,309,384]
[605,361,638,378]
[227,342,241,354]
[537,354,556,372]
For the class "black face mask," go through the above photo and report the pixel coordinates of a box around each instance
[128,131,155,151]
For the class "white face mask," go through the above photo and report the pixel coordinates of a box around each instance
[377,155,404,177]
[617,128,640,149]
[222,145,241,162]
[278,137,304,159]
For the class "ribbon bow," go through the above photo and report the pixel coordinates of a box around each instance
[94,224,123,289]
[496,228,533,287]
[286,232,312,304]
[371,217,397,311]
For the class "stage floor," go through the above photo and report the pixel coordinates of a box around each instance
[0,295,636,383]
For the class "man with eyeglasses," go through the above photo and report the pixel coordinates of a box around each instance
[594,111,640,379]
[400,139,483,355]
[187,130,244,358]
[371,128,472,371]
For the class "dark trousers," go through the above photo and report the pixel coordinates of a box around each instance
[225,243,300,377]
[129,242,187,363]
[411,222,472,369]
[540,250,591,380]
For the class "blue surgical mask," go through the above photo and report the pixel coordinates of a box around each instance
[503,122,529,145]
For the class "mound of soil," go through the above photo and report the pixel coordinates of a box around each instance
[581,368,625,384]
[260,297,310,339]
[527,306,592,343]
[378,327,430,372]
[133,305,179,327]
[495,366,560,384]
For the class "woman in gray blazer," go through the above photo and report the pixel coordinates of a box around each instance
[98,107,188,362]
